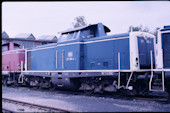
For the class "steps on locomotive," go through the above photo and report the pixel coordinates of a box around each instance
[153,79,162,86]
[152,86,163,90]
[151,78,164,91]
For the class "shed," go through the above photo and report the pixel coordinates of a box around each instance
[15,33,35,40]
[37,35,57,41]
[2,31,9,38]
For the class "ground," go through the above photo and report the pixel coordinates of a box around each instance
[2,86,170,112]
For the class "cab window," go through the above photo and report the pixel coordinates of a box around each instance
[14,45,20,50]
[58,31,78,42]
[81,29,95,39]
[58,34,68,42]
[72,32,78,39]
[67,33,74,40]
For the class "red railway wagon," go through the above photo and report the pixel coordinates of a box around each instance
[2,42,25,72]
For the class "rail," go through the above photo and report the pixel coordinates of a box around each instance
[2,97,76,112]
[2,108,14,112]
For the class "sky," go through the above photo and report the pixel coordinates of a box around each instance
[2,1,170,39]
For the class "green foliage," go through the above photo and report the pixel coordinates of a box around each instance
[128,25,160,43]
[72,16,88,28]
[128,25,150,32]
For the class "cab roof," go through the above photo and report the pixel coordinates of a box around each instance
[59,23,111,34]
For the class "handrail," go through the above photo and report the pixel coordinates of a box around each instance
[149,50,165,92]
[126,72,133,89]
[118,52,120,89]
[18,60,24,83]
[149,50,153,91]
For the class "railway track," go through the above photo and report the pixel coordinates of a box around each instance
[60,89,170,104]
[131,95,170,104]
[2,108,14,113]
[3,85,170,106]
[2,97,76,112]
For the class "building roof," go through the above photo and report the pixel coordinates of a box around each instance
[2,37,57,43]
[37,35,57,41]
[59,23,111,34]
[2,31,9,38]
[14,33,35,40]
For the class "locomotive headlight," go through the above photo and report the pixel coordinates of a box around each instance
[136,57,138,61]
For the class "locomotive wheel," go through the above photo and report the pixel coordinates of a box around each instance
[166,87,170,96]
[49,82,56,91]
[30,85,39,89]
[81,82,94,95]
[125,89,138,96]
[84,89,93,95]
[2,78,7,86]
[13,81,19,87]
[49,86,56,91]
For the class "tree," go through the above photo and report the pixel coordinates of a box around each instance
[128,25,160,43]
[72,16,88,28]
[152,27,160,43]
[128,25,150,32]
[128,25,143,32]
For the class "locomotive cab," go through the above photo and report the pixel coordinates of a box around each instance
[2,42,20,51]
[2,42,25,71]
[58,23,110,42]
[56,23,111,70]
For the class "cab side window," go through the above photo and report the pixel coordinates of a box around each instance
[58,31,79,42]
[81,29,95,39]
[72,32,78,39]
[67,33,74,40]
[14,45,20,50]
[58,34,68,42]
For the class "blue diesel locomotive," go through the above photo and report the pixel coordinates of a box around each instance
[20,23,158,95]
[154,25,170,94]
